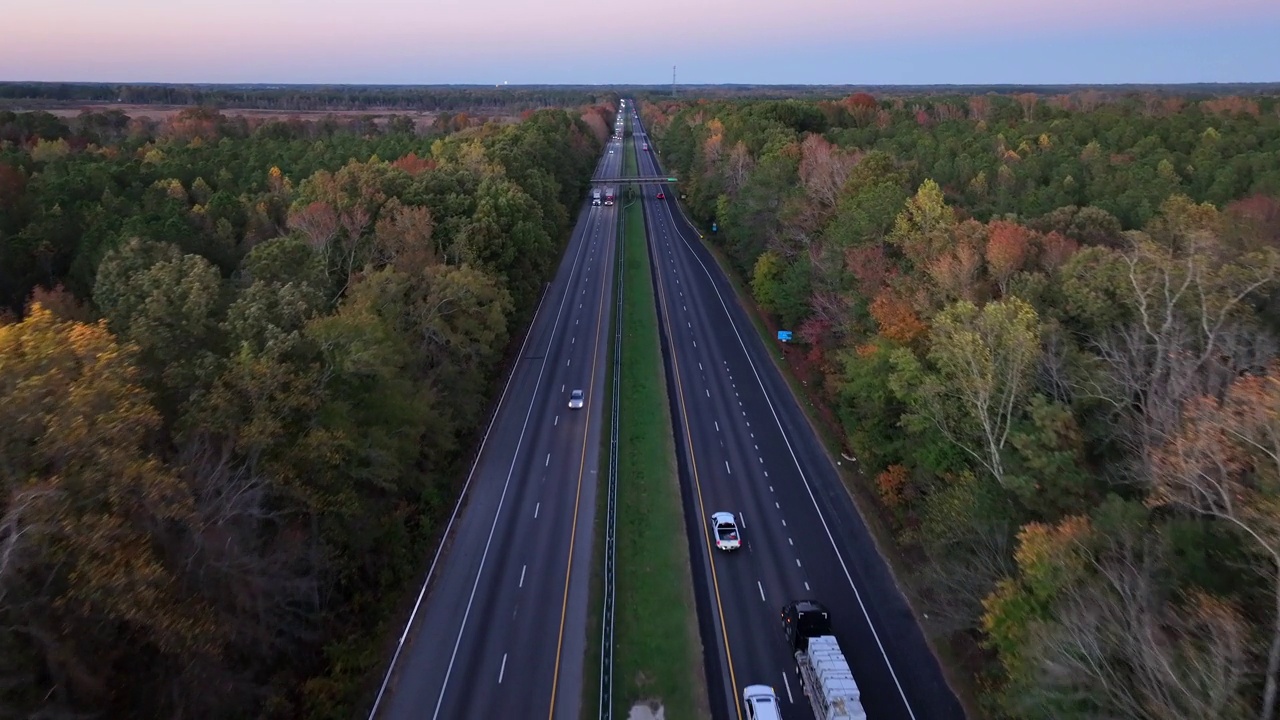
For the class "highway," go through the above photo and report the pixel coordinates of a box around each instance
[369,111,627,720]
[632,108,967,720]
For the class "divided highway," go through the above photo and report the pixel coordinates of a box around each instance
[369,115,626,720]
[632,109,967,720]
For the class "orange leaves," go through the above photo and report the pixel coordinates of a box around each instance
[844,244,893,298]
[926,222,985,303]
[703,117,725,167]
[843,92,877,110]
[390,151,435,176]
[288,201,341,251]
[799,134,861,210]
[1151,365,1280,519]
[986,220,1032,296]
[578,110,610,146]
[1013,516,1091,579]
[1037,231,1078,273]
[876,464,910,508]
[870,289,927,345]
[1200,96,1261,117]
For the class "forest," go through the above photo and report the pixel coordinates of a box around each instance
[0,101,610,718]
[641,91,1280,718]
[0,81,621,113]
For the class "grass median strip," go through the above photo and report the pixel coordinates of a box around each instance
[611,135,708,719]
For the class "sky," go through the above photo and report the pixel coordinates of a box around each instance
[2,0,1279,85]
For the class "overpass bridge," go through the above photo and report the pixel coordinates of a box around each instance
[588,175,678,186]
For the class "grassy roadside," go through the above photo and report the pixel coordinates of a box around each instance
[580,186,621,720]
[608,134,708,719]
[666,201,985,715]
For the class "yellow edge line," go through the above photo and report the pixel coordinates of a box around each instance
[547,205,613,720]
[645,190,744,719]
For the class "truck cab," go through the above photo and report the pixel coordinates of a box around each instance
[782,599,832,651]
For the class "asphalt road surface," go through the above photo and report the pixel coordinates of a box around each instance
[632,108,967,720]
[370,116,626,720]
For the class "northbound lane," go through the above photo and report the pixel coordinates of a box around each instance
[633,108,966,720]
[370,113,627,720]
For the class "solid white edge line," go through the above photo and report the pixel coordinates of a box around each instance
[368,183,599,720]
[366,255,555,720]
[654,150,920,719]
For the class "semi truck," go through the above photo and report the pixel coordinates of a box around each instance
[591,188,602,206]
[781,600,867,720]
[603,186,615,206]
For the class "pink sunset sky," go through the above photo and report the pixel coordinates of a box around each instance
[2,0,1279,83]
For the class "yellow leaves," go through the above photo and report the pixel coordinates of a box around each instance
[1037,133,1051,149]
[1080,140,1102,163]
[142,146,165,165]
[889,179,955,267]
[1013,516,1090,580]
[0,304,212,656]
[30,137,71,162]
[968,170,988,197]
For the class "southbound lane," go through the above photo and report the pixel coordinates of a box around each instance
[634,110,966,720]
[372,119,626,720]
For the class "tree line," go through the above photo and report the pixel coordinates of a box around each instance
[0,100,609,718]
[641,92,1280,719]
[0,81,621,113]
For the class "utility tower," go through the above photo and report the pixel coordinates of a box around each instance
[672,65,677,97]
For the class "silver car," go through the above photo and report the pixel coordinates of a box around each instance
[568,389,585,409]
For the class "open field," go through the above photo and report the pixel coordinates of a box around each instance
[0,103,525,131]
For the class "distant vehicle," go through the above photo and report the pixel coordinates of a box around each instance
[655,191,665,200]
[742,685,783,720]
[782,600,867,720]
[568,389,585,409]
[591,189,602,206]
[604,187,615,206]
[711,512,741,551]
[642,143,649,150]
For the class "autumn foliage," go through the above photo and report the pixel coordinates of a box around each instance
[0,102,602,718]
[648,90,1280,717]
[869,289,927,344]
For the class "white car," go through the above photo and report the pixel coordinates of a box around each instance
[568,389,585,409]
[711,511,741,551]
[742,685,782,720]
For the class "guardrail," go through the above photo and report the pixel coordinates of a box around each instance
[597,121,630,720]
